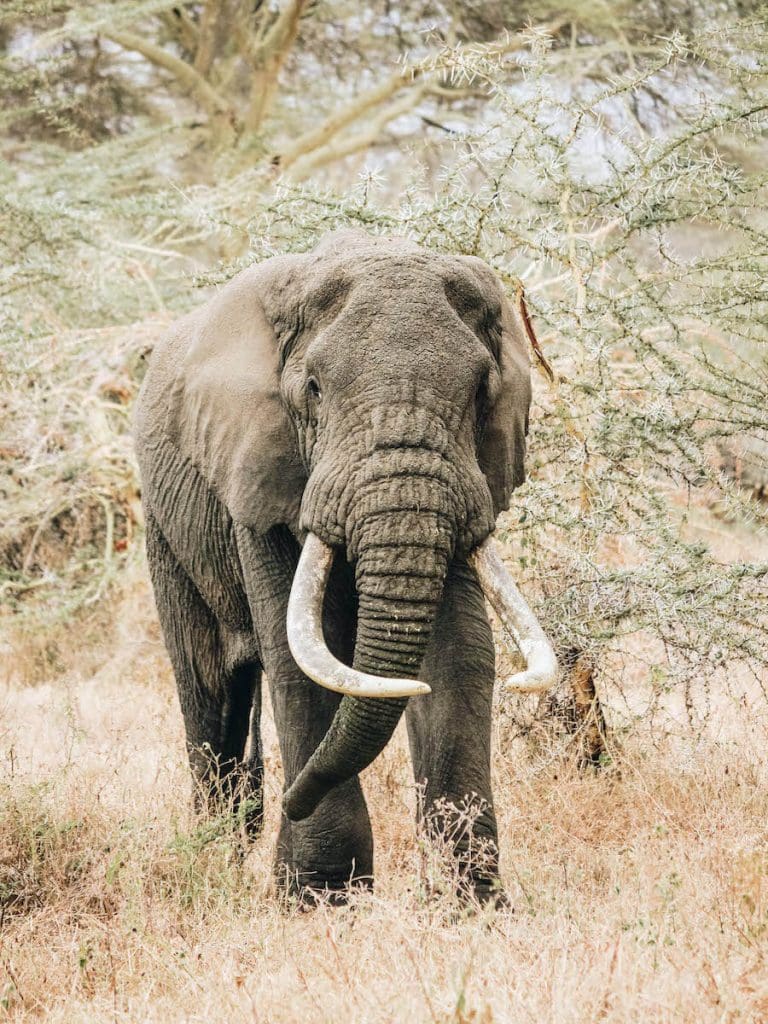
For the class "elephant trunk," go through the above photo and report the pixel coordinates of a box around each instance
[283,494,454,822]
[283,443,560,823]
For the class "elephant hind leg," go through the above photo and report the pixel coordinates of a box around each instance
[144,508,264,836]
[200,655,264,838]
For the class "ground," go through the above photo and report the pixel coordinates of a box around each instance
[2,540,768,1024]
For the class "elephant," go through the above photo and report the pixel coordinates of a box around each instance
[134,229,557,905]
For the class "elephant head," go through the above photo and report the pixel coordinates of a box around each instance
[151,230,557,823]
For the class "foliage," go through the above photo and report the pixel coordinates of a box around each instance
[222,18,768,716]
[1,2,766,721]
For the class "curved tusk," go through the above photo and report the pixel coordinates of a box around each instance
[469,536,559,693]
[287,532,431,699]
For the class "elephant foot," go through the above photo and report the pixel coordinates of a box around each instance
[233,794,264,842]
[423,872,507,909]
[236,757,265,839]
[296,879,373,910]
[420,870,508,919]
[275,865,373,910]
[465,877,509,910]
[419,798,504,910]
[197,796,264,845]
[274,783,375,910]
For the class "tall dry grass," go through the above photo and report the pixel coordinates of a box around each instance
[2,546,768,1024]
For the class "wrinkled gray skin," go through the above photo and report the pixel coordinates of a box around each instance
[134,231,531,903]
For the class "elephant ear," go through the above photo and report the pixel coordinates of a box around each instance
[475,273,533,518]
[164,255,308,532]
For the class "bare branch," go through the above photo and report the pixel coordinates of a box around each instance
[273,20,567,172]
[288,85,428,181]
[194,0,225,77]
[251,0,309,64]
[275,70,415,170]
[245,0,311,131]
[104,28,232,120]
[161,7,199,55]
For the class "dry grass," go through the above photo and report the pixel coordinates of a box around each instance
[3,316,768,1022]
[2,556,768,1023]
[1,319,164,682]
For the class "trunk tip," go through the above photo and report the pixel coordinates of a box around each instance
[283,771,327,822]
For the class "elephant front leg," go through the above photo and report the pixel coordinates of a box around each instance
[267,654,375,902]
[237,525,374,902]
[406,559,504,906]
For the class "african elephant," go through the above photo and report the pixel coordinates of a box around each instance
[134,230,557,904]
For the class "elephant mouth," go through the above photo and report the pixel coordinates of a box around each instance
[287,531,559,699]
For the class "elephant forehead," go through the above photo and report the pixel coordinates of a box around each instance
[344,254,443,295]
[299,239,501,332]
[305,231,501,303]
[305,240,448,293]
[309,289,490,373]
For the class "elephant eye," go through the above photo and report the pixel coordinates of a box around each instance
[306,376,322,401]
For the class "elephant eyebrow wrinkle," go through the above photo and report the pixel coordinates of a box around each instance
[310,271,351,312]
[275,312,303,368]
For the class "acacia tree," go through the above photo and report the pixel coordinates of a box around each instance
[1,1,766,740]
[8,1,751,179]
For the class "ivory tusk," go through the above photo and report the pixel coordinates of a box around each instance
[287,532,431,699]
[469,536,559,693]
